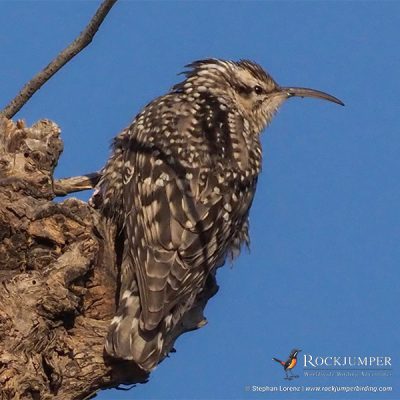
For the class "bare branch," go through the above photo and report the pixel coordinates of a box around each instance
[53,172,101,196]
[0,0,118,119]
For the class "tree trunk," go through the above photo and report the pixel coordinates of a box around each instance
[0,117,217,399]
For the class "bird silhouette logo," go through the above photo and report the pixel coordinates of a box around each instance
[272,349,302,380]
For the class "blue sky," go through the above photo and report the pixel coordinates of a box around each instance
[1,1,399,399]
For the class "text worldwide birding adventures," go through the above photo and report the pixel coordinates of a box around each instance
[94,59,343,371]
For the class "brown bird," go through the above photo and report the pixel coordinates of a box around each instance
[96,59,343,371]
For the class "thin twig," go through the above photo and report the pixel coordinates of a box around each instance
[53,172,101,196]
[0,0,118,119]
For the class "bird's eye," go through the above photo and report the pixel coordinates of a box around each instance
[254,85,263,95]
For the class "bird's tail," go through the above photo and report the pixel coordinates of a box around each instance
[104,251,203,371]
[272,357,285,366]
[104,274,169,371]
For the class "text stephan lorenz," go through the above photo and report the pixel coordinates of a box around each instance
[303,354,392,368]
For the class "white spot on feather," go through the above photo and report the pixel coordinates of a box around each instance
[111,315,122,325]
[122,290,132,300]
[213,186,221,194]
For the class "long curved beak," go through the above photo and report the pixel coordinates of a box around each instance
[281,86,344,106]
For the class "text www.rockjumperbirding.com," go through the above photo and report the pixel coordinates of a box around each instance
[244,385,393,393]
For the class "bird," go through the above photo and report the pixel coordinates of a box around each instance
[96,59,343,371]
[273,349,302,379]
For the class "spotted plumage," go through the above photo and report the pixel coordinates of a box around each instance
[96,59,343,371]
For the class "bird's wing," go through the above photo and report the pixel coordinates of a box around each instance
[121,98,250,332]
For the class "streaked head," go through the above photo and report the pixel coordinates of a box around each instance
[175,59,343,133]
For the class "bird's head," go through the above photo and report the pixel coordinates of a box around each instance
[290,349,302,358]
[174,59,343,134]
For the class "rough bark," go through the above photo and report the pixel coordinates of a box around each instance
[0,118,218,399]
